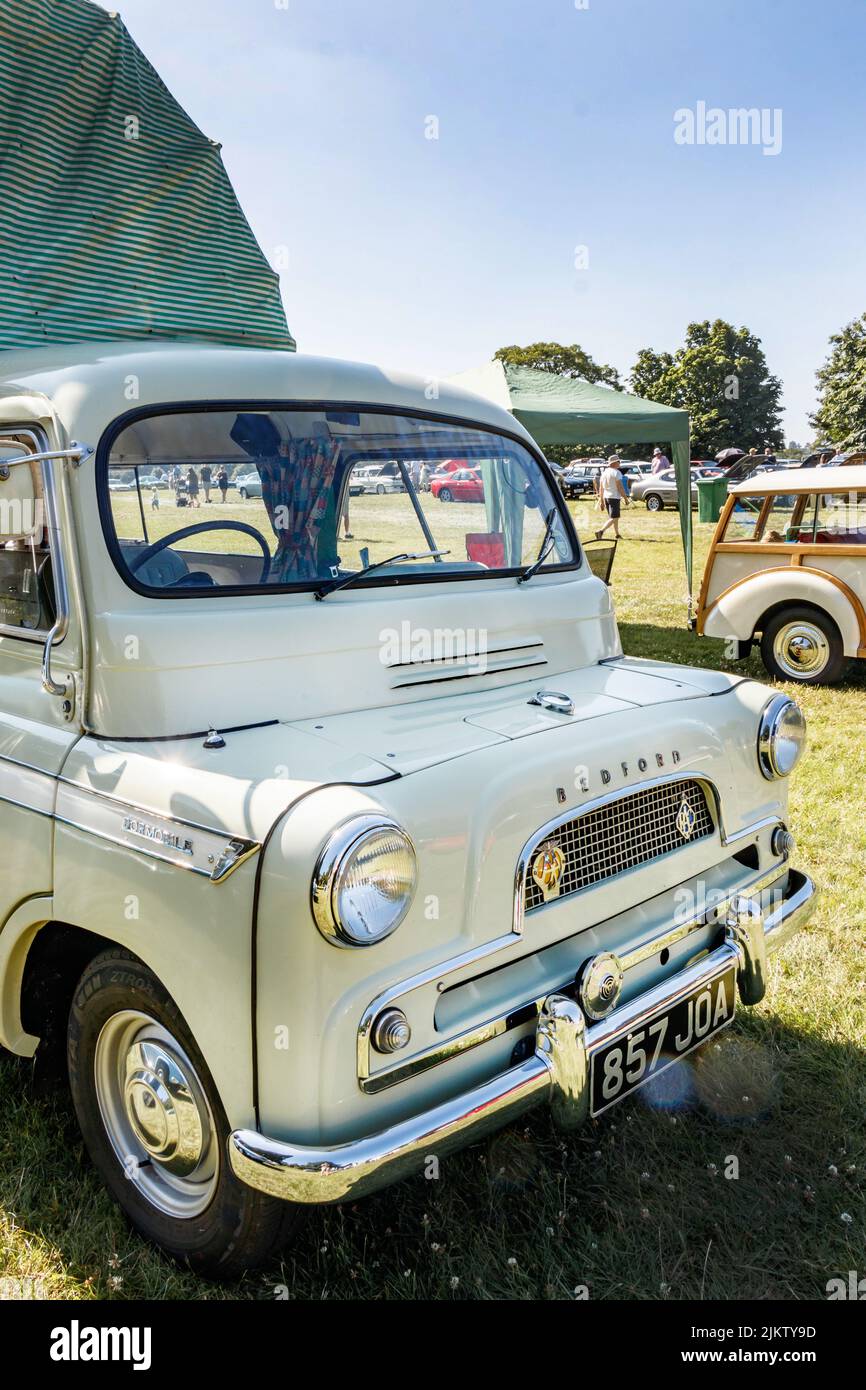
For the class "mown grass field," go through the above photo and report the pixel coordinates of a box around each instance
[1,500,864,1301]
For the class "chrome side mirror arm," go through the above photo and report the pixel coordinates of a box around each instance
[41,614,72,700]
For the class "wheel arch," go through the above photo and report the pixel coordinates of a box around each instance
[753,596,844,642]
[702,567,862,655]
[0,904,123,1059]
[20,920,121,1062]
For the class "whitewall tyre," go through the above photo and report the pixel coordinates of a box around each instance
[760,606,847,685]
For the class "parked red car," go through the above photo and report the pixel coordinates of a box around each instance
[431,467,484,502]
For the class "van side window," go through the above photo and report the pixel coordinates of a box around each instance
[0,440,55,633]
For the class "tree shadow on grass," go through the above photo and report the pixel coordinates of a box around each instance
[2,1011,863,1301]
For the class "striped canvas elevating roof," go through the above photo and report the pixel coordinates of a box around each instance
[0,0,294,352]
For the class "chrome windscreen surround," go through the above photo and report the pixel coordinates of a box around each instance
[515,772,718,925]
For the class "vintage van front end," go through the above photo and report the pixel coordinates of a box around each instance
[0,343,816,1273]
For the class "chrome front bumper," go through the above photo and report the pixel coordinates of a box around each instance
[229,870,817,1205]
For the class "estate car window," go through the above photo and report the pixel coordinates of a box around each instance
[812,490,866,544]
[762,492,816,543]
[722,496,764,541]
[102,409,575,593]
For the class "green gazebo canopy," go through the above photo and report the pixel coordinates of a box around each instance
[448,360,693,596]
[0,0,293,353]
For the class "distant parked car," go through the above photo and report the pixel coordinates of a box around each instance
[560,463,602,500]
[139,472,169,489]
[631,467,720,511]
[351,465,404,495]
[431,467,483,503]
[621,461,654,483]
[235,470,263,499]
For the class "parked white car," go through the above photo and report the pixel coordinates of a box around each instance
[697,465,866,683]
[0,342,815,1275]
[349,463,403,495]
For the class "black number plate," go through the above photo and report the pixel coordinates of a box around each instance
[590,967,737,1116]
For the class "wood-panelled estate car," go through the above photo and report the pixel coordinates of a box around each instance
[0,341,815,1274]
[697,465,866,684]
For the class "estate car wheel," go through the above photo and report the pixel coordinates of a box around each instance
[439,487,453,502]
[645,493,664,512]
[760,605,847,685]
[375,483,386,494]
[238,487,249,500]
[68,949,304,1277]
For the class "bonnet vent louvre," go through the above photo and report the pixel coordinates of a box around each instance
[387,641,546,690]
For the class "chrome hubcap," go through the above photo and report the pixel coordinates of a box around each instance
[773,622,829,679]
[123,1039,205,1175]
[95,1011,218,1218]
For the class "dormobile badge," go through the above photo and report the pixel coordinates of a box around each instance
[122,816,194,857]
[531,842,566,900]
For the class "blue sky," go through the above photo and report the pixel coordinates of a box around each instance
[110,0,865,442]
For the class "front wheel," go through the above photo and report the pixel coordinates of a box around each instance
[239,487,248,500]
[645,493,664,512]
[439,487,453,502]
[68,949,304,1277]
[760,606,848,685]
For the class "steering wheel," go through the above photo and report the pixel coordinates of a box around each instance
[127,520,272,586]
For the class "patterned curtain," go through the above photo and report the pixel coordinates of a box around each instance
[259,438,342,582]
[230,415,341,582]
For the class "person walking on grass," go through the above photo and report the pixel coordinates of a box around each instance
[595,455,629,540]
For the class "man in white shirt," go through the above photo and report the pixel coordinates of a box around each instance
[651,446,670,474]
[595,456,629,539]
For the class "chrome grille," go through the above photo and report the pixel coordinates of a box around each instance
[523,778,715,913]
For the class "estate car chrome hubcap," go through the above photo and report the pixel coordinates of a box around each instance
[773,622,829,679]
[94,1011,218,1219]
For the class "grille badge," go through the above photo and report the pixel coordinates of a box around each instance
[531,842,565,901]
[523,778,714,915]
[676,793,698,840]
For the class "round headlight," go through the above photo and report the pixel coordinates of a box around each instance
[758,695,807,779]
[311,817,416,947]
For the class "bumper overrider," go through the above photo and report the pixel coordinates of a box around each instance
[229,869,816,1205]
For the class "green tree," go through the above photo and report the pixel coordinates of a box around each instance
[628,320,784,457]
[811,312,866,447]
[494,341,622,390]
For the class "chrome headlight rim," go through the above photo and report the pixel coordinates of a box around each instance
[311,815,416,948]
[758,694,806,780]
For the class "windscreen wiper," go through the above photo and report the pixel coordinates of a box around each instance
[314,550,450,600]
[517,509,558,584]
